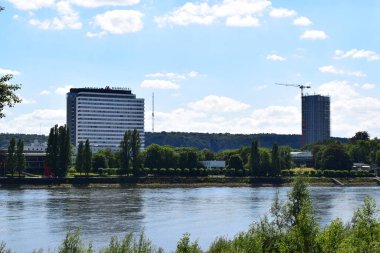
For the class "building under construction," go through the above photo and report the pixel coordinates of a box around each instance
[302,94,330,146]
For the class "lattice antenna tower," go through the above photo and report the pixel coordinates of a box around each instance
[152,92,155,132]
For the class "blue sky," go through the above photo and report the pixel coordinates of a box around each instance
[1,0,380,138]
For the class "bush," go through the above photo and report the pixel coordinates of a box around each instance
[159,168,167,176]
[167,168,175,176]
[182,168,190,176]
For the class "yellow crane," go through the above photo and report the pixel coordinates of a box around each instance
[275,83,311,97]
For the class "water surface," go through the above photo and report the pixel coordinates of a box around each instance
[0,186,379,252]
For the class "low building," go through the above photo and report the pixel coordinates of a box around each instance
[0,149,46,175]
[290,151,313,167]
[24,140,47,153]
[200,160,226,168]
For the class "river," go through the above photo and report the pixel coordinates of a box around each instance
[0,186,379,252]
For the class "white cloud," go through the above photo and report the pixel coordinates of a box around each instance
[266,53,286,61]
[13,14,20,20]
[29,1,82,30]
[55,85,74,95]
[0,68,20,76]
[154,0,271,27]
[334,49,380,61]
[362,83,376,90]
[188,95,250,113]
[300,30,328,40]
[146,104,300,134]
[141,80,179,90]
[0,109,66,134]
[318,65,366,77]
[91,10,144,35]
[293,16,312,26]
[317,80,380,137]
[18,95,37,105]
[40,90,51,95]
[188,71,199,78]
[318,80,358,100]
[248,106,300,133]
[225,15,260,27]
[86,31,107,38]
[269,8,297,18]
[146,71,199,80]
[69,0,140,8]
[5,0,54,10]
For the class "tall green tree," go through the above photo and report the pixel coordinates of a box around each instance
[0,74,22,118]
[271,143,280,176]
[120,130,132,174]
[16,139,25,177]
[279,146,292,170]
[83,139,92,176]
[6,138,16,176]
[75,141,84,174]
[259,149,271,176]
[46,125,59,175]
[130,129,142,175]
[250,140,260,176]
[46,124,71,177]
[58,125,70,177]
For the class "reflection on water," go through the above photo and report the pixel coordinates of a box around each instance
[0,186,379,252]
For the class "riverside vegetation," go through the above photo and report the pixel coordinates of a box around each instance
[1,176,380,253]
[1,127,378,179]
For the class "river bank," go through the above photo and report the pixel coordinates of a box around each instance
[0,176,379,188]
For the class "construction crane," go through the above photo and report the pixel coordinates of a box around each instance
[275,83,311,97]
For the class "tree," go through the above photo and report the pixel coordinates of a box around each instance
[228,154,243,171]
[75,141,84,174]
[120,130,132,175]
[16,139,25,177]
[6,138,16,176]
[144,144,161,169]
[83,139,92,176]
[279,146,292,170]
[376,150,380,167]
[58,125,70,177]
[351,131,370,143]
[130,129,142,175]
[349,140,370,163]
[0,74,22,118]
[270,144,280,176]
[321,143,352,170]
[92,152,108,172]
[46,124,71,177]
[259,149,271,176]
[201,148,215,160]
[250,140,260,176]
[46,125,59,175]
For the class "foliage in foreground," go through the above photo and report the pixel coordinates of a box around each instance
[1,176,380,253]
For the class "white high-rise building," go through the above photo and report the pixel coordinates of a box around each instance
[67,87,144,151]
